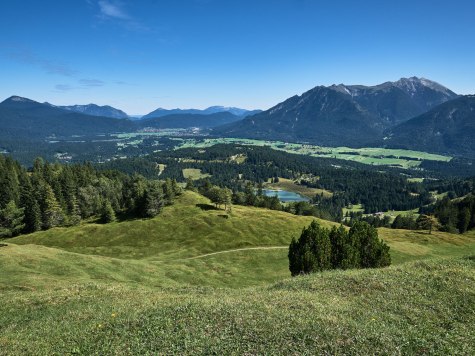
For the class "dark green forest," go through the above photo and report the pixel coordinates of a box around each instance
[0,155,180,238]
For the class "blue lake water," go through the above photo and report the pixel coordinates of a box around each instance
[262,189,309,202]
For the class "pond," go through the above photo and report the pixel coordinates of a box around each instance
[262,189,309,202]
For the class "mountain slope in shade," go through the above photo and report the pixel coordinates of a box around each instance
[140,111,242,129]
[53,104,129,119]
[214,77,458,147]
[142,106,261,120]
[385,95,475,158]
[0,96,135,139]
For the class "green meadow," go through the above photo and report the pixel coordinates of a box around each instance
[176,138,452,169]
[1,191,474,354]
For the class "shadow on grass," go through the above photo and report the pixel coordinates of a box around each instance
[196,204,219,211]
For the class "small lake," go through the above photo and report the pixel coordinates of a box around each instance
[262,189,309,202]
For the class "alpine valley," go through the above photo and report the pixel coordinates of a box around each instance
[1,76,475,355]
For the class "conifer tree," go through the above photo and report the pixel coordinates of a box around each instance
[162,178,175,205]
[143,181,165,218]
[288,221,331,276]
[457,208,471,234]
[0,201,25,238]
[68,195,82,226]
[40,183,64,229]
[185,177,196,191]
[19,173,41,233]
[289,220,390,276]
[100,200,116,223]
[351,221,390,268]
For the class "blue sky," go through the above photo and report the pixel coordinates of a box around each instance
[1,0,474,114]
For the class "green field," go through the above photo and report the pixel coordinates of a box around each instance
[1,191,474,354]
[177,138,452,169]
[182,168,211,180]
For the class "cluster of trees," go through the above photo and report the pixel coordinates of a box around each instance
[345,211,438,234]
[193,179,233,211]
[345,212,392,228]
[195,180,281,211]
[0,156,180,238]
[428,195,475,234]
[288,221,391,276]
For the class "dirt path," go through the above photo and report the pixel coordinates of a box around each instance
[185,246,288,260]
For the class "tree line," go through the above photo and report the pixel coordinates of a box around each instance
[0,156,180,238]
[422,195,475,234]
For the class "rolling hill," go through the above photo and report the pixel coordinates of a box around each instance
[214,77,458,147]
[8,191,475,282]
[385,95,475,158]
[1,191,474,354]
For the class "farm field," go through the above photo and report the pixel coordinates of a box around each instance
[182,168,211,180]
[176,138,452,169]
[1,191,474,354]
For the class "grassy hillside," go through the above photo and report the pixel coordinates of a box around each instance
[2,191,475,354]
[8,191,475,288]
[0,255,473,354]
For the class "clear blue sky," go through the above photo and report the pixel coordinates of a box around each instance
[1,0,474,114]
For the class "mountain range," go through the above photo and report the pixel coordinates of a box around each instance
[1,76,474,158]
[0,96,134,140]
[141,106,261,120]
[48,103,129,119]
[214,77,459,147]
[0,97,252,140]
[385,95,475,158]
[140,111,244,129]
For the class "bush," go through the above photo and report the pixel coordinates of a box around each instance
[289,221,390,276]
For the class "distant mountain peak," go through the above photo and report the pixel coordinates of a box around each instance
[215,77,460,147]
[393,77,455,96]
[3,96,37,104]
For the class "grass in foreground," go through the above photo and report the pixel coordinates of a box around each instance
[0,257,473,355]
[1,191,475,353]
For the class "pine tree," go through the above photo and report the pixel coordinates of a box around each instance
[457,207,471,234]
[100,200,116,223]
[163,178,175,205]
[185,177,196,191]
[67,195,82,226]
[288,221,331,276]
[352,221,390,268]
[0,201,25,238]
[40,183,64,229]
[329,225,348,269]
[143,181,165,218]
[0,158,20,208]
[18,173,41,233]
[289,220,390,276]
